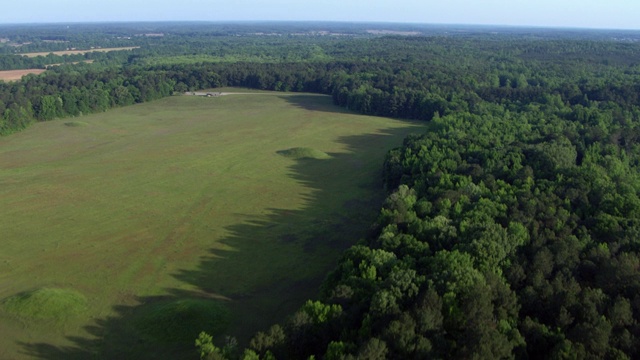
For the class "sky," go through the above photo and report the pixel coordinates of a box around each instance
[1,0,639,30]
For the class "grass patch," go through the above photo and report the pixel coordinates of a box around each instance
[131,298,229,343]
[0,91,425,358]
[64,121,88,127]
[277,147,331,160]
[2,288,88,324]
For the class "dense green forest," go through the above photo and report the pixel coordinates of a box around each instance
[3,22,640,359]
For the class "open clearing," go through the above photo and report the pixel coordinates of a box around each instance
[45,60,95,68]
[0,69,47,81]
[0,62,95,82]
[0,90,425,359]
[19,46,139,57]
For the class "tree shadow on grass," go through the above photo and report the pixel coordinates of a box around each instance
[277,94,354,114]
[18,101,425,360]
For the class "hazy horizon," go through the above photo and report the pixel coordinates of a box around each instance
[1,0,639,31]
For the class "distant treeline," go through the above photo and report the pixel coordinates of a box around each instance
[0,50,127,71]
[3,35,640,136]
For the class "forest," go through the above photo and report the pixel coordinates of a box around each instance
[2,22,640,359]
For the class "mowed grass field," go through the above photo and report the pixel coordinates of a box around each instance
[0,90,425,359]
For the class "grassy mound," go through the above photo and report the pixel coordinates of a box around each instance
[64,121,88,127]
[277,147,331,160]
[131,298,230,343]
[2,288,88,323]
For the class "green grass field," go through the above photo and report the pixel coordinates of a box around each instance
[0,90,424,359]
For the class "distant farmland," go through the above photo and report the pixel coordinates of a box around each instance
[0,90,425,359]
[19,46,139,57]
[0,61,94,82]
[0,69,46,81]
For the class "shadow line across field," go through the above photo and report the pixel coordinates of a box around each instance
[19,100,422,360]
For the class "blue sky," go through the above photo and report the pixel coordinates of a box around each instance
[1,0,639,30]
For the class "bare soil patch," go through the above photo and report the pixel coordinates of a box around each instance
[0,69,46,82]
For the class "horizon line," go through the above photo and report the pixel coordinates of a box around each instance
[0,20,638,32]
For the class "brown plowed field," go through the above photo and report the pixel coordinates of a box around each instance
[0,69,46,82]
